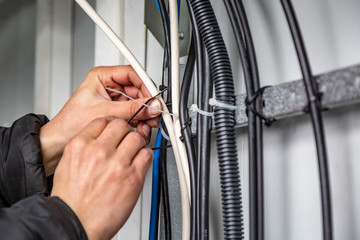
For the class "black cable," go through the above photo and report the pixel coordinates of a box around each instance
[230,1,265,239]
[179,36,198,240]
[158,0,172,103]
[280,1,332,239]
[127,88,167,124]
[160,136,171,240]
[185,1,207,238]
[198,48,213,240]
[158,4,172,237]
[188,0,243,239]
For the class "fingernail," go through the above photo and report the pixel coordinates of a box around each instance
[148,99,161,117]
[142,124,151,143]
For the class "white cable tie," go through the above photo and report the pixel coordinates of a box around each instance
[160,124,171,141]
[189,104,214,117]
[209,98,238,111]
[172,112,179,120]
[105,87,173,116]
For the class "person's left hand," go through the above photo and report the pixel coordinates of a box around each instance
[39,65,162,176]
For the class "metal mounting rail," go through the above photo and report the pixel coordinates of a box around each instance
[190,64,360,133]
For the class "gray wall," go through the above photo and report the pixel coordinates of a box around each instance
[0,0,36,126]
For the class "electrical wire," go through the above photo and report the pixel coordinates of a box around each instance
[74,2,190,239]
[280,1,333,239]
[179,36,197,240]
[188,0,242,239]
[198,48,213,240]
[168,0,192,204]
[159,22,172,239]
[149,130,162,240]
[157,0,172,103]
[224,1,264,239]
[160,135,172,240]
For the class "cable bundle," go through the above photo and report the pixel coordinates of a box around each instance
[224,1,264,239]
[187,0,243,239]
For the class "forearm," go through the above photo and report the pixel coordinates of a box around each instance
[0,195,87,239]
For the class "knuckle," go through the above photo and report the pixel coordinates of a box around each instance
[140,148,154,163]
[67,136,87,151]
[111,118,129,129]
[126,170,141,188]
[94,117,110,125]
[90,66,102,74]
[129,101,142,118]
[90,143,108,161]
[127,132,145,146]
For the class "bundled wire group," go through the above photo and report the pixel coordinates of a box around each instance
[76,0,332,239]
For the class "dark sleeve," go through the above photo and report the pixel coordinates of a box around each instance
[0,114,50,207]
[0,194,87,239]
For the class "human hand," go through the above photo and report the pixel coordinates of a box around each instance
[40,65,161,176]
[51,117,153,240]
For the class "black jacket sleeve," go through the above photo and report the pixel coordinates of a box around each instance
[0,114,88,239]
[0,114,49,206]
[0,194,87,239]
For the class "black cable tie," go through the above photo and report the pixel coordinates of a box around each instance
[127,87,168,124]
[245,86,275,127]
[159,85,168,91]
[152,145,172,151]
[180,121,192,142]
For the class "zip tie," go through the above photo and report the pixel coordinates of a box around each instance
[160,124,171,141]
[106,87,173,116]
[209,98,238,111]
[189,104,214,117]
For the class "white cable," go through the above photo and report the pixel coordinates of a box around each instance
[168,1,191,238]
[209,98,239,111]
[74,1,190,237]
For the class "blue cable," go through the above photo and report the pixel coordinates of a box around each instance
[154,0,181,19]
[154,0,161,13]
[149,129,162,240]
[177,0,181,16]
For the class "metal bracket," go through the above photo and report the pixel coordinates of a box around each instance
[190,64,360,133]
[144,0,191,57]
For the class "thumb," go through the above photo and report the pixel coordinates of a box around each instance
[105,98,162,121]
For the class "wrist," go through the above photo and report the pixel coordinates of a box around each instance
[39,121,67,176]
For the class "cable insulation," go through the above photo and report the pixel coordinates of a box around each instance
[280,1,332,239]
[149,130,162,240]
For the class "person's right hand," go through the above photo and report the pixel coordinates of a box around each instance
[51,117,153,240]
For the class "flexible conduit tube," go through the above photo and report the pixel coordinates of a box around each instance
[74,2,190,239]
[188,0,243,239]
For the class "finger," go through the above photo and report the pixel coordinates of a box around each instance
[97,118,134,149]
[123,85,149,99]
[80,117,113,139]
[145,117,161,128]
[136,122,151,144]
[116,132,147,166]
[104,98,162,121]
[131,147,153,179]
[95,65,151,98]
